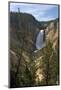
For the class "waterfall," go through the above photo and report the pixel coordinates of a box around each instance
[35,30,45,50]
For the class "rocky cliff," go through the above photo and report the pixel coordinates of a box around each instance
[10,12,40,54]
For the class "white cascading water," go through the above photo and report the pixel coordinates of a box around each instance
[34,30,45,53]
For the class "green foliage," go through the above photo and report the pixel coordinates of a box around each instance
[10,40,59,87]
[40,40,59,85]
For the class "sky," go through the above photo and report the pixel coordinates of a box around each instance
[10,2,59,21]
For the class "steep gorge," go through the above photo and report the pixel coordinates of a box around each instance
[9,12,59,87]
